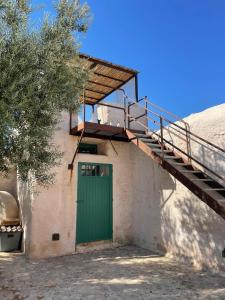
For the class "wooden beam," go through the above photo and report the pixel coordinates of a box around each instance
[88,80,116,89]
[85,88,106,95]
[84,94,101,101]
[90,62,97,69]
[93,72,124,83]
[80,53,138,75]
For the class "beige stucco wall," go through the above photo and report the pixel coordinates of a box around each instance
[20,111,140,259]
[161,104,225,271]
[18,103,225,272]
[132,103,225,272]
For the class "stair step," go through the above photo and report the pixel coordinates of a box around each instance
[140,138,157,143]
[164,156,181,160]
[135,133,151,138]
[170,162,189,166]
[204,188,225,191]
[215,199,225,202]
[192,178,213,181]
[146,143,161,147]
[180,170,202,173]
[152,149,173,153]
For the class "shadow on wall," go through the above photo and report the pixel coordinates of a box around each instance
[132,151,176,254]
[164,125,225,184]
[197,143,225,183]
[161,182,225,271]
[160,169,176,209]
[156,168,176,253]
[131,138,225,271]
[154,133,225,271]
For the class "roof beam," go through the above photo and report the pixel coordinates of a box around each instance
[84,95,101,101]
[80,53,138,75]
[85,88,106,95]
[88,80,115,89]
[90,62,97,70]
[93,72,124,83]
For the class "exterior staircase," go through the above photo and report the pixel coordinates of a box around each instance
[124,95,225,220]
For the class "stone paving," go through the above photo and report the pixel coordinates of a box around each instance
[0,246,225,299]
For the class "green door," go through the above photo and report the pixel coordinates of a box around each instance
[76,162,113,244]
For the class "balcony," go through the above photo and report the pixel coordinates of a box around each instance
[70,54,145,141]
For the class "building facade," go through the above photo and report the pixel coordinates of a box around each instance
[1,55,225,272]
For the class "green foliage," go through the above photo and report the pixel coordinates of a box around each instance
[0,0,89,186]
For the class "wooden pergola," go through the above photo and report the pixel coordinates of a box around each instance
[69,53,144,170]
[79,53,139,105]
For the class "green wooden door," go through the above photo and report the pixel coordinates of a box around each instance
[76,162,113,244]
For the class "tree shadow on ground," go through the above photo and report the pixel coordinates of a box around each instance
[1,246,225,299]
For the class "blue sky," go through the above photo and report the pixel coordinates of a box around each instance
[32,0,225,118]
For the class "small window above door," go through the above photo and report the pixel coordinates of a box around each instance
[78,143,98,154]
[81,164,110,177]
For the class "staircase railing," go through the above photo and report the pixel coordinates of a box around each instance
[123,93,225,185]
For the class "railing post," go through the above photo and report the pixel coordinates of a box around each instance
[124,95,127,129]
[128,102,130,129]
[144,96,148,133]
[185,123,191,162]
[160,116,164,160]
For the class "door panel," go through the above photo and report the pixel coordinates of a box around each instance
[76,163,112,244]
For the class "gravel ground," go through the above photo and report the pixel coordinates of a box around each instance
[0,246,225,300]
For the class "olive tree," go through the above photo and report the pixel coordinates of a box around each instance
[0,0,89,186]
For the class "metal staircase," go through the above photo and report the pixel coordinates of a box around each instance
[123,94,225,219]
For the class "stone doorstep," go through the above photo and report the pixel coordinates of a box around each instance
[75,240,117,253]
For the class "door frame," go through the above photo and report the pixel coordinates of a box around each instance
[76,162,113,244]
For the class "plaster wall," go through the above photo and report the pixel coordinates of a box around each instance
[132,103,225,271]
[22,112,77,258]
[18,102,225,271]
[131,145,165,252]
[21,112,138,259]
[161,104,225,271]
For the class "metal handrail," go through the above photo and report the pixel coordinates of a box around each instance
[127,95,191,159]
[145,97,188,126]
[127,113,225,184]
[126,95,225,155]
[124,94,225,184]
